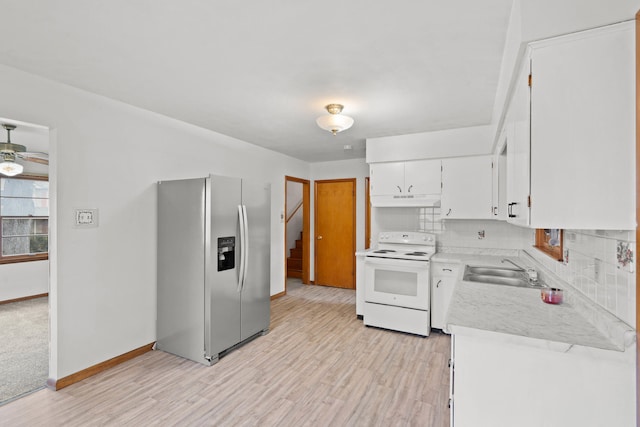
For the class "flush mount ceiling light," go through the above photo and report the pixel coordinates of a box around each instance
[316,104,354,135]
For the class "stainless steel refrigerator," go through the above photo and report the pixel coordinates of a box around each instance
[156,175,271,365]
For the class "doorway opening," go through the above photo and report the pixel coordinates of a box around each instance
[285,176,310,293]
[0,119,50,405]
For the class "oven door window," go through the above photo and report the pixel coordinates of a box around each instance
[364,258,429,310]
[374,270,418,296]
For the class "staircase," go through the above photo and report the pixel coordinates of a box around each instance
[287,232,303,279]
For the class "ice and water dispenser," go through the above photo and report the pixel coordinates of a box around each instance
[217,237,235,271]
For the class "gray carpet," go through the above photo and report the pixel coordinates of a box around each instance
[0,297,48,405]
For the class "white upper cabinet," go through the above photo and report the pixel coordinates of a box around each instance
[441,155,493,219]
[500,21,635,229]
[492,137,508,221]
[527,22,635,229]
[369,162,405,196]
[504,59,531,227]
[369,159,441,206]
[404,160,442,195]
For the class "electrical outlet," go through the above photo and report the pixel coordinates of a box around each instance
[75,208,98,228]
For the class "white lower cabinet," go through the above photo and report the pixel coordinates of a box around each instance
[450,333,635,427]
[431,262,459,331]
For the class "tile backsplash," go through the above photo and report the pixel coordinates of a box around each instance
[528,230,636,327]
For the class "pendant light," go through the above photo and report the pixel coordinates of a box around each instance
[316,104,354,135]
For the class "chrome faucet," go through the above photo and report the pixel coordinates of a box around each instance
[501,258,525,270]
[502,258,538,283]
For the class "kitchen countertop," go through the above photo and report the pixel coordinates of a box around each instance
[432,252,635,352]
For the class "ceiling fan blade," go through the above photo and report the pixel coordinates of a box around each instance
[17,152,48,165]
[21,156,49,165]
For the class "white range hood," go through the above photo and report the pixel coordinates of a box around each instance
[370,194,441,208]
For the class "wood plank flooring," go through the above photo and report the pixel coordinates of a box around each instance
[0,284,450,426]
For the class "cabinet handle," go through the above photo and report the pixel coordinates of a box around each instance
[508,202,517,218]
[493,206,498,216]
[446,208,452,216]
[436,279,442,288]
[443,268,452,272]
[407,185,413,193]
[396,185,402,193]
[448,398,452,409]
[448,358,452,368]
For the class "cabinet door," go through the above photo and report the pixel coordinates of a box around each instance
[431,262,459,331]
[529,23,635,229]
[506,59,531,227]
[432,275,456,330]
[441,156,493,219]
[492,140,508,221]
[404,159,441,195]
[369,162,404,196]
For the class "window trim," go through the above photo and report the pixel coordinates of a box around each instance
[534,228,563,261]
[0,174,49,265]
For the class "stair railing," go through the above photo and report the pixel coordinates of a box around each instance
[286,199,303,223]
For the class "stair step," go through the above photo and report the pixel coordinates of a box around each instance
[295,239,302,249]
[287,269,302,279]
[288,258,302,270]
[290,248,302,258]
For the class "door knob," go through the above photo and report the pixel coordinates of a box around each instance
[317,236,323,240]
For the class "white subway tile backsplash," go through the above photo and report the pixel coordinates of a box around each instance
[561,230,635,327]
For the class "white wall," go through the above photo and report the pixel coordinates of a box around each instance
[309,158,369,281]
[0,260,49,301]
[0,63,310,381]
[366,125,494,163]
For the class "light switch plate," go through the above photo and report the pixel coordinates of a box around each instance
[75,208,99,228]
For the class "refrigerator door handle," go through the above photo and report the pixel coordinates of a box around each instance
[237,205,246,293]
[241,205,249,291]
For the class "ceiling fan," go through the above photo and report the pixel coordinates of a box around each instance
[0,124,49,177]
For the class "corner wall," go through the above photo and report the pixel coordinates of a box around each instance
[0,63,310,381]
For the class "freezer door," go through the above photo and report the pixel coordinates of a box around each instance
[206,175,242,358]
[157,178,207,364]
[240,179,271,341]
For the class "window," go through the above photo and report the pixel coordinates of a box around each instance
[534,228,563,261]
[0,176,49,263]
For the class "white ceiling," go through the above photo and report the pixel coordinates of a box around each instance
[0,1,513,163]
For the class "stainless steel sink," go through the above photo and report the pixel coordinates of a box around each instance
[465,266,524,279]
[463,266,544,288]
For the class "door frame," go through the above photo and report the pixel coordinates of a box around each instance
[285,176,310,291]
[635,10,639,423]
[365,176,371,249]
[314,178,357,289]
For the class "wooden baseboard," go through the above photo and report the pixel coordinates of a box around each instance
[48,342,155,390]
[0,293,48,305]
[271,291,286,300]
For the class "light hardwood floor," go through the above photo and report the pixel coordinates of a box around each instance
[0,284,450,426]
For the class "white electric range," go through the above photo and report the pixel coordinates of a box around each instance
[363,231,436,336]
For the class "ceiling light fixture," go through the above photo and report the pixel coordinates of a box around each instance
[0,124,25,177]
[316,104,354,135]
[0,153,23,176]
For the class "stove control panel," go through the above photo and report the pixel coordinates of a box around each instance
[377,231,436,245]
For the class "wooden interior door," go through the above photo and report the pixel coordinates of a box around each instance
[314,179,356,289]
